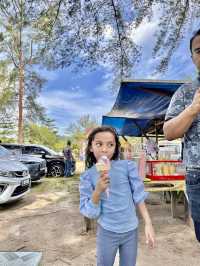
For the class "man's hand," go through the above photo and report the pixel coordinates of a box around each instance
[189,88,200,116]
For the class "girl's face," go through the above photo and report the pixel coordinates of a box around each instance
[90,131,116,161]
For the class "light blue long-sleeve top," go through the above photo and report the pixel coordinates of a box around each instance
[79,160,148,233]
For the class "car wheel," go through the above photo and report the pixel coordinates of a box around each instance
[48,164,64,177]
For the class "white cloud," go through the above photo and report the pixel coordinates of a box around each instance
[130,4,161,46]
[39,69,59,81]
[131,20,158,48]
[103,24,114,39]
[38,90,85,113]
[38,84,115,123]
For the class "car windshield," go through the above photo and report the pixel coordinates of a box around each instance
[0,145,11,157]
[40,145,59,155]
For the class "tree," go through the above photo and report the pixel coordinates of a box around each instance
[0,0,62,143]
[0,122,16,142]
[0,59,16,140]
[40,0,141,84]
[24,69,47,124]
[65,114,98,157]
[28,123,64,151]
[41,0,199,84]
[66,114,98,137]
[0,89,13,111]
[0,59,15,110]
[132,0,199,72]
[0,62,55,142]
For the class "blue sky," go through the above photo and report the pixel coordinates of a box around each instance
[38,68,117,134]
[38,12,199,135]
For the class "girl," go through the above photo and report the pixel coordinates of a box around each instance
[79,126,155,266]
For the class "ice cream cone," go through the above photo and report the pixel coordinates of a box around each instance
[96,156,110,197]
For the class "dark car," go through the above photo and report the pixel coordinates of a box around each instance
[1,144,76,177]
[0,145,47,182]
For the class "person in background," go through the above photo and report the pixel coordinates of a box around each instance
[124,143,133,160]
[63,140,73,177]
[119,146,125,160]
[163,29,200,242]
[79,126,155,266]
[144,138,158,160]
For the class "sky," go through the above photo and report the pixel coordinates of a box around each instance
[37,8,199,135]
[38,68,117,134]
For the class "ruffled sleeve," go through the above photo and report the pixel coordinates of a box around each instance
[127,160,148,204]
[79,170,101,219]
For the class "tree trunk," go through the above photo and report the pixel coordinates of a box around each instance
[18,58,24,144]
[18,1,24,144]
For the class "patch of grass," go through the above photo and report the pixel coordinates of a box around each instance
[31,174,80,194]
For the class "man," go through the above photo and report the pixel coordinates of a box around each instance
[163,29,200,242]
[63,140,72,177]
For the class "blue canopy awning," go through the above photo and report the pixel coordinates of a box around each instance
[102,79,189,136]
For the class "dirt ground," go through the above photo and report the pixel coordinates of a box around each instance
[0,175,199,266]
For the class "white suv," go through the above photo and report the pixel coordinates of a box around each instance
[0,147,31,204]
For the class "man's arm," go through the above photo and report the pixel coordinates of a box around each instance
[163,105,197,140]
[163,88,200,140]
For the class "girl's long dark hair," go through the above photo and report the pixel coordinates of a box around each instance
[85,126,120,169]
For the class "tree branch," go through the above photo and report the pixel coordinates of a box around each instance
[156,0,190,72]
[7,43,19,68]
[27,40,33,65]
[111,0,128,80]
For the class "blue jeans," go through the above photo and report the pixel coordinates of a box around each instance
[186,169,200,242]
[64,160,71,176]
[96,225,138,266]
[194,221,200,242]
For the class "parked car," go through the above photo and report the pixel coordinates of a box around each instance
[1,144,76,177]
[0,146,31,204]
[0,145,47,182]
[20,155,47,182]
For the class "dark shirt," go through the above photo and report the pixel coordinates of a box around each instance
[63,147,72,160]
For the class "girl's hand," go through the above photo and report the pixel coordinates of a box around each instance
[145,222,155,249]
[95,171,109,194]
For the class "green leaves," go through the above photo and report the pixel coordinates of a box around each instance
[27,123,64,151]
